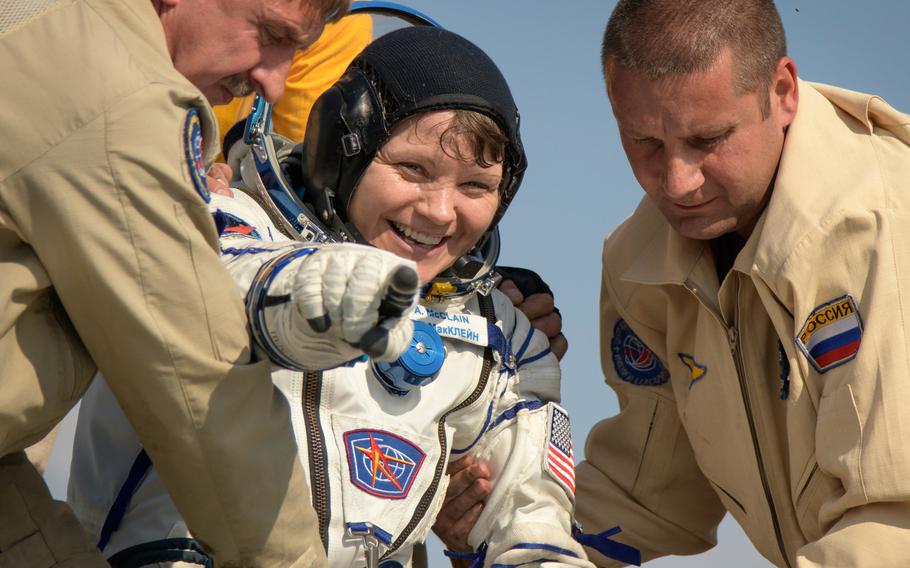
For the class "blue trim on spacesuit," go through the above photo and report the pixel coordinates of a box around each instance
[513,330,534,363]
[95,451,216,566]
[487,542,580,568]
[486,322,511,364]
[97,449,152,551]
[246,247,317,370]
[444,549,482,560]
[221,246,285,256]
[507,542,579,556]
[451,399,545,456]
[517,347,552,368]
[489,400,545,432]
[453,314,543,455]
[444,543,486,567]
[450,394,496,456]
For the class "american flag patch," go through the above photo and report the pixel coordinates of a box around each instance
[544,403,575,496]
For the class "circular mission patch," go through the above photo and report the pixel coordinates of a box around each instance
[183,108,209,203]
[611,319,669,386]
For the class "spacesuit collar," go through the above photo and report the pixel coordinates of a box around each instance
[421,269,498,304]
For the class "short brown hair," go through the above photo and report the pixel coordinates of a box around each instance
[439,110,508,169]
[602,0,786,112]
[406,110,507,170]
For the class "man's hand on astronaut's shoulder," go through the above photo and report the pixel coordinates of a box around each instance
[496,266,568,360]
[292,243,419,364]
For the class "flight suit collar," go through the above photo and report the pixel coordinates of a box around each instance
[619,199,711,287]
[618,198,767,309]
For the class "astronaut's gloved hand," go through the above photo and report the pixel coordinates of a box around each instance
[250,243,419,371]
[295,243,419,359]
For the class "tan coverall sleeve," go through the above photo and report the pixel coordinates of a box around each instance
[574,265,725,566]
[788,202,910,567]
[4,86,324,567]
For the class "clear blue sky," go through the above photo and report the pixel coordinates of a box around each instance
[45,1,910,566]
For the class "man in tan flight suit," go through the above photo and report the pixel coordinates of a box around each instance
[0,0,347,565]
[575,0,910,566]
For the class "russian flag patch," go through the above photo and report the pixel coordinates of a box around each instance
[795,294,863,374]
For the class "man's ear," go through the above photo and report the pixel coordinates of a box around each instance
[772,56,799,128]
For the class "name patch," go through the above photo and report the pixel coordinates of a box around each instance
[795,294,863,373]
[611,319,669,386]
[412,305,488,347]
[344,430,425,500]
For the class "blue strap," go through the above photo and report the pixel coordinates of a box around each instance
[97,449,153,551]
[573,525,641,566]
[444,543,486,568]
[444,550,481,560]
[345,521,393,546]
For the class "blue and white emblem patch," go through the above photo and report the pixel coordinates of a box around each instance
[611,319,669,386]
[183,108,209,203]
[344,429,425,500]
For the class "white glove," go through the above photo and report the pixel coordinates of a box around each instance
[248,243,419,371]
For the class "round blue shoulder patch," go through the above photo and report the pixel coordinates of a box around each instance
[611,319,669,386]
[183,108,209,203]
